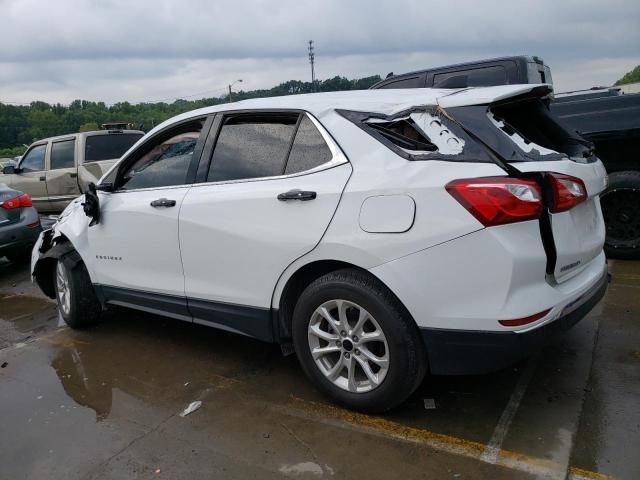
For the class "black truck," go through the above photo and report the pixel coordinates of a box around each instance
[372,56,640,259]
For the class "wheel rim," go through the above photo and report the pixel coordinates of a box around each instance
[307,299,389,393]
[56,262,71,316]
[601,188,640,248]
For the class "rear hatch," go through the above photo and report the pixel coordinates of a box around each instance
[439,85,607,283]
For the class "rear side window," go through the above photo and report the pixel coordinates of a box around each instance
[285,116,332,174]
[207,115,297,182]
[85,133,143,162]
[378,76,423,89]
[50,139,75,169]
[20,144,46,172]
[433,66,506,87]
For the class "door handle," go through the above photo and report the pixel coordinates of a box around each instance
[39,176,45,181]
[150,198,176,208]
[69,172,78,178]
[277,190,317,201]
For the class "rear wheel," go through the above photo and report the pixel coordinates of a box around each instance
[292,269,426,412]
[601,171,640,260]
[55,253,102,329]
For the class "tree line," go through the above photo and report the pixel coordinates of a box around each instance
[0,75,381,156]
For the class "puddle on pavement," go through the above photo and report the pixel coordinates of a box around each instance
[0,293,54,321]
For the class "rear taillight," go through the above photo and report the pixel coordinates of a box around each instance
[548,173,586,213]
[446,177,543,226]
[0,193,33,209]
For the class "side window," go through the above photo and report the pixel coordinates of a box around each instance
[378,76,423,89]
[119,121,203,190]
[433,66,507,87]
[207,115,297,182]
[20,144,46,172]
[285,116,333,174]
[50,139,76,169]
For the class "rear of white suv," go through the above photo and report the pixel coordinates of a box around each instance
[31,85,608,412]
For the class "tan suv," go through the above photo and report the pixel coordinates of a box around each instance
[0,129,143,213]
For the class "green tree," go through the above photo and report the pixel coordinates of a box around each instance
[615,65,640,85]
[79,122,99,132]
[0,73,382,150]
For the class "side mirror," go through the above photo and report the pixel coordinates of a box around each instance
[2,165,16,174]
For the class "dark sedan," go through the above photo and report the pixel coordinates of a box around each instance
[0,184,41,263]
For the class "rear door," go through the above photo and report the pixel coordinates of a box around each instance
[12,143,49,211]
[46,137,80,211]
[179,112,351,339]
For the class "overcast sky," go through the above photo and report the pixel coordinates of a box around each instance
[1,0,638,105]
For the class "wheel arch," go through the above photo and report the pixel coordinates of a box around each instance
[273,258,418,343]
[33,233,78,299]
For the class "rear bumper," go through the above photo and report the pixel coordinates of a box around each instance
[0,209,41,256]
[421,269,608,375]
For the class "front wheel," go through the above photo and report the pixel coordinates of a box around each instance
[292,269,426,413]
[55,253,102,329]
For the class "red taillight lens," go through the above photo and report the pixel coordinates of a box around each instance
[1,193,33,209]
[548,173,586,213]
[446,177,543,226]
[499,308,551,327]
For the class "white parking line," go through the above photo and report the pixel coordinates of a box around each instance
[480,353,540,464]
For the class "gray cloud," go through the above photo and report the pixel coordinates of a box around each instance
[0,0,638,103]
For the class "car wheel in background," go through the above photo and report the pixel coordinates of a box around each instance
[292,268,427,413]
[601,171,640,260]
[55,252,102,329]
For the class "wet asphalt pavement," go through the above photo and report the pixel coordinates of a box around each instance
[0,257,638,480]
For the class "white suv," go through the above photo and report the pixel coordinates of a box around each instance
[32,85,608,412]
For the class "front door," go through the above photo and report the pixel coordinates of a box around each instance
[179,112,351,339]
[46,137,81,211]
[12,143,49,211]
[88,119,207,316]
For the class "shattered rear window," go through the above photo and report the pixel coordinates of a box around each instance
[365,118,437,152]
[336,108,478,162]
[490,100,592,159]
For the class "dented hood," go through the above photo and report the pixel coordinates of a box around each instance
[437,84,553,109]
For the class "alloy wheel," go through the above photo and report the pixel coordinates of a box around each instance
[307,299,389,393]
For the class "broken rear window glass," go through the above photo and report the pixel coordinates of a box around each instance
[365,118,437,152]
[491,100,592,158]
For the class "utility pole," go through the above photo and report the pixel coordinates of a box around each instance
[228,79,243,102]
[308,40,316,91]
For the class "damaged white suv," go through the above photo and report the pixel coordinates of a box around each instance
[32,85,608,412]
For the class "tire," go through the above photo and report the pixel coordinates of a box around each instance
[292,268,426,413]
[601,171,640,260]
[55,252,102,329]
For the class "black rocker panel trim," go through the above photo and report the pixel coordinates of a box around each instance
[96,285,275,342]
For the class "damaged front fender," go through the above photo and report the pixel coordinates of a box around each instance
[31,197,93,299]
